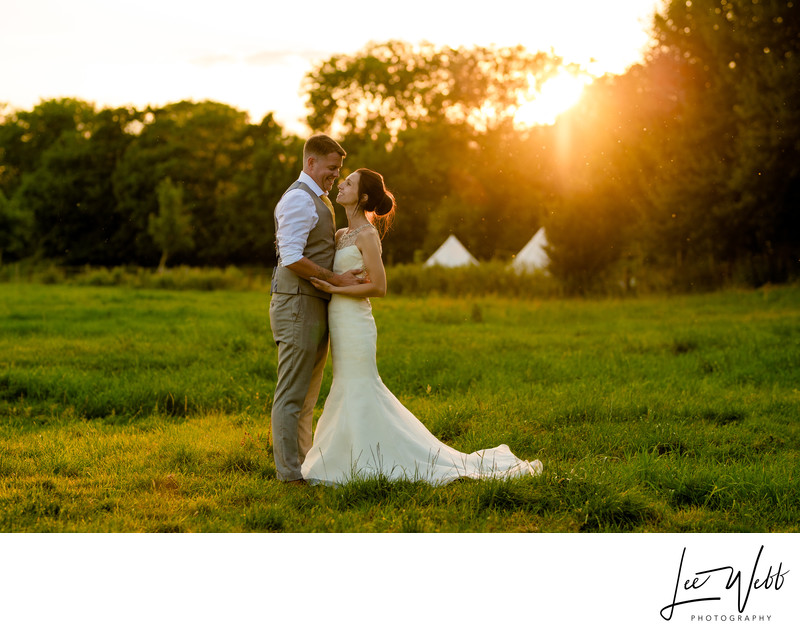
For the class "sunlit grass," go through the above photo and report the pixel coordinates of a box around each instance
[0,283,798,532]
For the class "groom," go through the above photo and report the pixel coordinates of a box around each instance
[269,134,361,484]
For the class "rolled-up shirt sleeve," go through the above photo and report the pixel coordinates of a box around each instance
[275,189,318,267]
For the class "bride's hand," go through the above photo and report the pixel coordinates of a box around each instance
[310,277,337,293]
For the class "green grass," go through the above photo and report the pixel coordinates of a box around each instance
[1,282,798,532]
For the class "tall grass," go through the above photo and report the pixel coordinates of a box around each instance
[0,282,798,532]
[0,262,271,292]
[1,259,782,296]
[0,260,681,297]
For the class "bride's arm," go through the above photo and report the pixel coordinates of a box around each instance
[310,229,386,298]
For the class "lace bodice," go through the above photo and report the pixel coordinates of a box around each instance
[335,223,380,251]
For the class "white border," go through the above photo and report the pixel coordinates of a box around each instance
[1,533,797,630]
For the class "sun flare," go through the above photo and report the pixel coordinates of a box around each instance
[514,71,594,127]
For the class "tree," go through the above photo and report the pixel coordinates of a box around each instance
[417,122,551,261]
[212,114,303,267]
[315,120,460,264]
[544,186,629,295]
[113,101,298,267]
[526,68,657,290]
[0,98,97,198]
[306,41,564,264]
[3,99,298,268]
[0,190,32,264]
[149,177,194,273]
[304,41,562,139]
[643,0,800,284]
[13,105,140,265]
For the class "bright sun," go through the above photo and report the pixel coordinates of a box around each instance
[514,70,594,127]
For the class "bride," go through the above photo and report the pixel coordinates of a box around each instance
[304,168,543,486]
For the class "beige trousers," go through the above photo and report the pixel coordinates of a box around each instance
[269,292,329,481]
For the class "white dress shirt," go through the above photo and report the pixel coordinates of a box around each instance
[275,171,328,267]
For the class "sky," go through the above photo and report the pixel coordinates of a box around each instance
[2,0,664,134]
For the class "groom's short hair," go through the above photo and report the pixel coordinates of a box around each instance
[304,134,346,161]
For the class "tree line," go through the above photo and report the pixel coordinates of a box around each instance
[1,0,797,292]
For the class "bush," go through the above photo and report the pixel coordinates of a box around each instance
[3,260,793,296]
[387,261,561,298]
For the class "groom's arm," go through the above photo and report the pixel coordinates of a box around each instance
[276,191,363,287]
[286,259,363,287]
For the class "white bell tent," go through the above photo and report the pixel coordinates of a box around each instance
[511,227,550,273]
[424,235,479,268]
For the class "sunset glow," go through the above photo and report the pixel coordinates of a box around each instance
[513,71,594,127]
[1,0,662,133]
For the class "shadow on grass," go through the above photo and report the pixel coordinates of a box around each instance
[243,506,286,532]
[328,475,432,511]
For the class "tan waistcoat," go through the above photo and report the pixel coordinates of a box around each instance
[271,180,335,301]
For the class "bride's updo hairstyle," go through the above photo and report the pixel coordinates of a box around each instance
[355,168,395,238]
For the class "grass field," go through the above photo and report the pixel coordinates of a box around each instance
[0,282,798,532]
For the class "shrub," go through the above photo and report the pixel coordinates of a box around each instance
[387,261,561,298]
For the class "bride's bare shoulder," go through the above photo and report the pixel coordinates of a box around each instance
[356,224,382,252]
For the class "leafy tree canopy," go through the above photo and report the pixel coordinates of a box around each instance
[304,41,564,139]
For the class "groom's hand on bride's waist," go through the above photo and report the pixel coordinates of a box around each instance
[336,269,369,286]
[310,269,368,293]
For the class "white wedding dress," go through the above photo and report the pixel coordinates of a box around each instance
[301,226,543,486]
